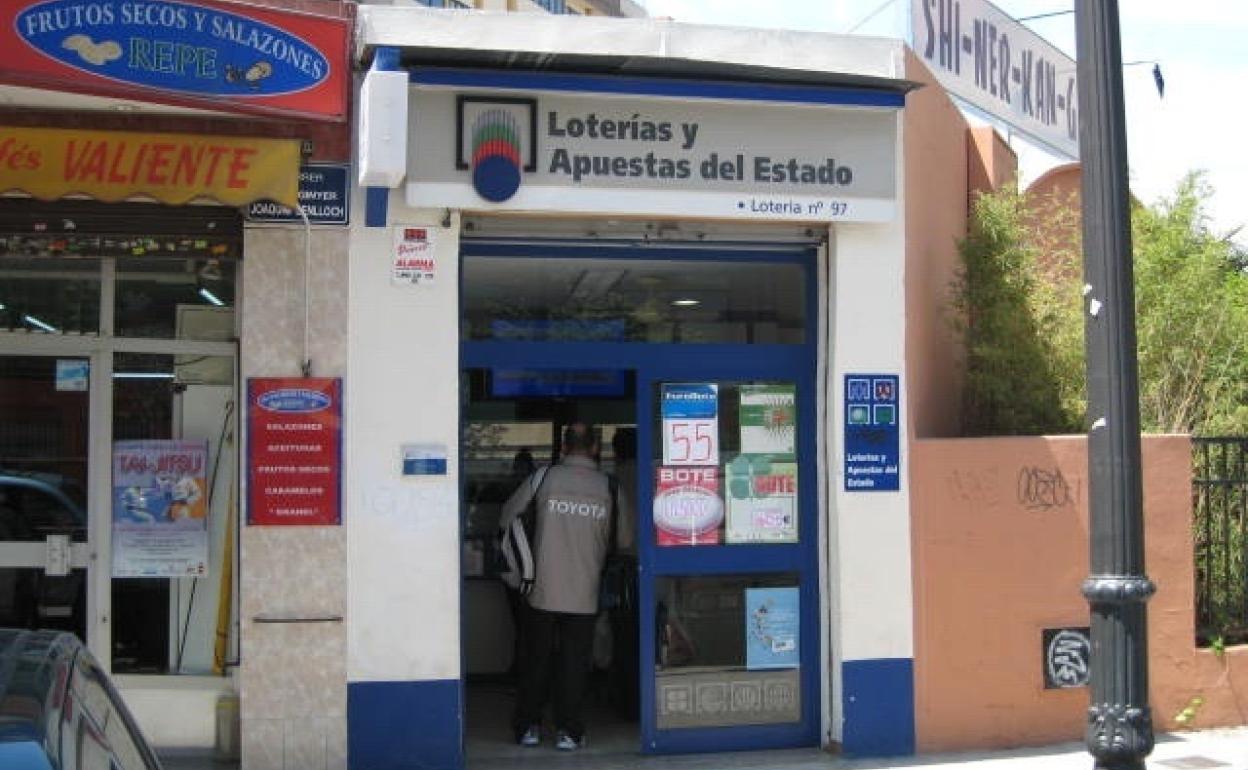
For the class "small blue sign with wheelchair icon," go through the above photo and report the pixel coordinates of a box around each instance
[844,374,900,492]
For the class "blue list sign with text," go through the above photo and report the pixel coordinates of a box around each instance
[844,374,900,491]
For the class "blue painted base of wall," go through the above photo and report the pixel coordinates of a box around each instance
[842,658,915,757]
[348,679,462,770]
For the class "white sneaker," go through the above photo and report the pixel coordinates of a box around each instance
[518,726,540,747]
[555,731,583,751]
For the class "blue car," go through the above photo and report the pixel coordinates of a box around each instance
[0,629,163,770]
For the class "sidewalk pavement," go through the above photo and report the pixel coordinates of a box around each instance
[158,726,1248,770]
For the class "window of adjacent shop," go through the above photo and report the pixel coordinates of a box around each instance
[0,200,241,676]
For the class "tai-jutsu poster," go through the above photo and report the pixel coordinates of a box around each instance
[739,384,796,457]
[726,456,798,544]
[745,586,800,670]
[653,466,723,546]
[112,440,209,578]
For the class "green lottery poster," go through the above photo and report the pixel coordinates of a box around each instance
[739,384,796,457]
[726,455,797,543]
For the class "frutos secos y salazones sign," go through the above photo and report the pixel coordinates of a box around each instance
[2,0,352,121]
[406,89,899,223]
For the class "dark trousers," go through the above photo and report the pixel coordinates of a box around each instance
[513,604,596,739]
[608,602,639,721]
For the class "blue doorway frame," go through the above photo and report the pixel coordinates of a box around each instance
[460,241,821,755]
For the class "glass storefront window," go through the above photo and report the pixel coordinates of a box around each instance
[462,256,806,344]
[0,355,89,540]
[0,257,101,335]
[111,352,236,675]
[652,381,798,546]
[655,573,800,729]
[115,258,236,340]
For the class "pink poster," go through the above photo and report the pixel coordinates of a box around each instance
[653,466,722,546]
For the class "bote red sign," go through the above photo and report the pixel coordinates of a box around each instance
[247,377,341,526]
[1,0,353,122]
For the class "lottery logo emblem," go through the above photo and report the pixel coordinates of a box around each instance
[457,96,536,203]
[470,109,523,202]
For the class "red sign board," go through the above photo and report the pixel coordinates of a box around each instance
[247,377,342,526]
[1,0,353,122]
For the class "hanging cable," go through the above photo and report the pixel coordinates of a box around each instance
[300,205,313,377]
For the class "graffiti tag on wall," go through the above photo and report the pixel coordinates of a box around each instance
[1017,466,1078,510]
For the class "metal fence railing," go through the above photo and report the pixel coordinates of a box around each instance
[1193,437,1248,646]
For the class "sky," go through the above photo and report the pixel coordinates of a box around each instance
[637,0,1248,245]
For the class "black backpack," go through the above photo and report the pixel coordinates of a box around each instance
[498,466,549,593]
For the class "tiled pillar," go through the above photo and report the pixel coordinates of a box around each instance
[239,227,350,770]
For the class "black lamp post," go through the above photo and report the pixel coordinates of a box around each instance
[1075,2,1155,768]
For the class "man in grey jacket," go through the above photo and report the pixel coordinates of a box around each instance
[500,422,616,751]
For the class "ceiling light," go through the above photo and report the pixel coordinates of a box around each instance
[671,298,701,307]
[198,287,226,307]
[22,314,59,333]
[113,372,175,379]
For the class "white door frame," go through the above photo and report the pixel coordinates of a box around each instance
[0,331,235,670]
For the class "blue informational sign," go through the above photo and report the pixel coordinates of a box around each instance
[491,369,629,398]
[246,164,350,225]
[844,373,900,491]
[661,383,719,419]
[745,586,800,670]
[401,444,448,476]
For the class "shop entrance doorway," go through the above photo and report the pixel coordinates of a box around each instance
[460,241,820,760]
[461,367,639,759]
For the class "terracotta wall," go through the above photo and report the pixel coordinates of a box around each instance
[911,435,1248,752]
[968,126,1017,200]
[903,52,1013,439]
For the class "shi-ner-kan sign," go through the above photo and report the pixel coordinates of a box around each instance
[911,0,1078,158]
[0,126,300,207]
[407,89,899,223]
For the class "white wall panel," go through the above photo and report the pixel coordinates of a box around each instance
[346,196,463,682]
[830,200,914,664]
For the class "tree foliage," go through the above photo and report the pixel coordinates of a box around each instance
[950,181,1082,435]
[951,171,1248,436]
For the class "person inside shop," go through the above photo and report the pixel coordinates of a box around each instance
[499,422,617,752]
[606,427,639,720]
[502,446,538,679]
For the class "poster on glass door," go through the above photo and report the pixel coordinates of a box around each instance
[660,383,719,466]
[745,586,800,669]
[725,456,798,543]
[112,440,210,578]
[739,384,796,457]
[653,466,723,546]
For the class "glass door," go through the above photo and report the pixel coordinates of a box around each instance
[0,354,93,639]
[637,362,818,753]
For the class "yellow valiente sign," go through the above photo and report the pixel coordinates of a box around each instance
[0,126,300,207]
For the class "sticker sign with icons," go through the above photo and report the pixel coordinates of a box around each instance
[844,374,900,491]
